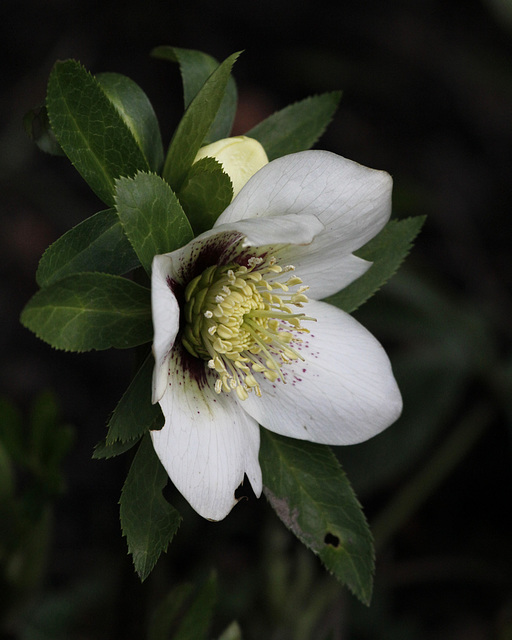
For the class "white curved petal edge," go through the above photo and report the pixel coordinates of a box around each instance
[149,213,324,292]
[215,150,392,299]
[214,212,324,250]
[151,254,180,403]
[151,345,262,521]
[240,299,402,445]
[272,243,373,300]
[216,150,393,255]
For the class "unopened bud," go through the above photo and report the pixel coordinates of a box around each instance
[194,136,268,198]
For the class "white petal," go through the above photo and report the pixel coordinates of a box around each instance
[215,212,324,249]
[151,344,262,521]
[158,229,245,286]
[151,254,180,403]
[216,151,391,298]
[162,151,390,300]
[154,215,323,287]
[215,210,371,300]
[270,243,372,300]
[216,150,392,254]
[239,299,402,445]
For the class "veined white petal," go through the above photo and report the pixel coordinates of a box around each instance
[151,214,323,288]
[151,344,262,521]
[216,150,392,256]
[151,254,180,403]
[159,229,245,286]
[270,243,372,300]
[215,212,324,249]
[239,299,402,445]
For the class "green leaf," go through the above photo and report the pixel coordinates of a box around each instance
[152,46,237,143]
[96,72,164,172]
[324,216,426,313]
[21,273,152,352]
[0,440,14,502]
[0,397,24,464]
[120,433,181,581]
[338,355,466,497]
[161,52,240,191]
[30,392,61,463]
[106,353,163,445]
[178,157,233,234]
[36,209,140,287]
[92,437,139,460]
[23,105,65,156]
[171,572,216,640]
[115,172,194,274]
[29,391,74,495]
[246,92,341,161]
[0,397,22,501]
[147,574,217,640]
[260,430,374,605]
[46,59,149,205]
[217,622,242,640]
[148,583,194,640]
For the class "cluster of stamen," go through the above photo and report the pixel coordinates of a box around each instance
[182,256,314,400]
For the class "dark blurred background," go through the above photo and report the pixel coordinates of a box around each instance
[1,0,512,638]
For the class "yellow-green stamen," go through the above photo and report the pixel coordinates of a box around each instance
[182,256,315,400]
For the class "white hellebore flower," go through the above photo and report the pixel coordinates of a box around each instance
[151,149,402,521]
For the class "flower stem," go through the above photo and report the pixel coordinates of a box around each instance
[371,400,493,552]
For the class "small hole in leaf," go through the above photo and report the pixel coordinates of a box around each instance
[324,532,340,547]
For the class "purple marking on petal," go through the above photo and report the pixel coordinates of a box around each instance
[166,275,182,294]
[188,231,244,279]
[232,245,271,269]
[174,341,208,390]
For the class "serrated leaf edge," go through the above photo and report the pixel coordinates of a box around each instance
[46,60,150,205]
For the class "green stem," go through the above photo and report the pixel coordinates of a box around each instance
[371,400,493,552]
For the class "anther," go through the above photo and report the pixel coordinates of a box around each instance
[182,255,315,400]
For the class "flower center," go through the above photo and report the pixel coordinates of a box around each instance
[182,256,314,400]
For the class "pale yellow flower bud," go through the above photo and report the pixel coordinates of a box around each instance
[193,136,269,198]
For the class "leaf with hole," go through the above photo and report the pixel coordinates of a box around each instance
[260,429,374,604]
